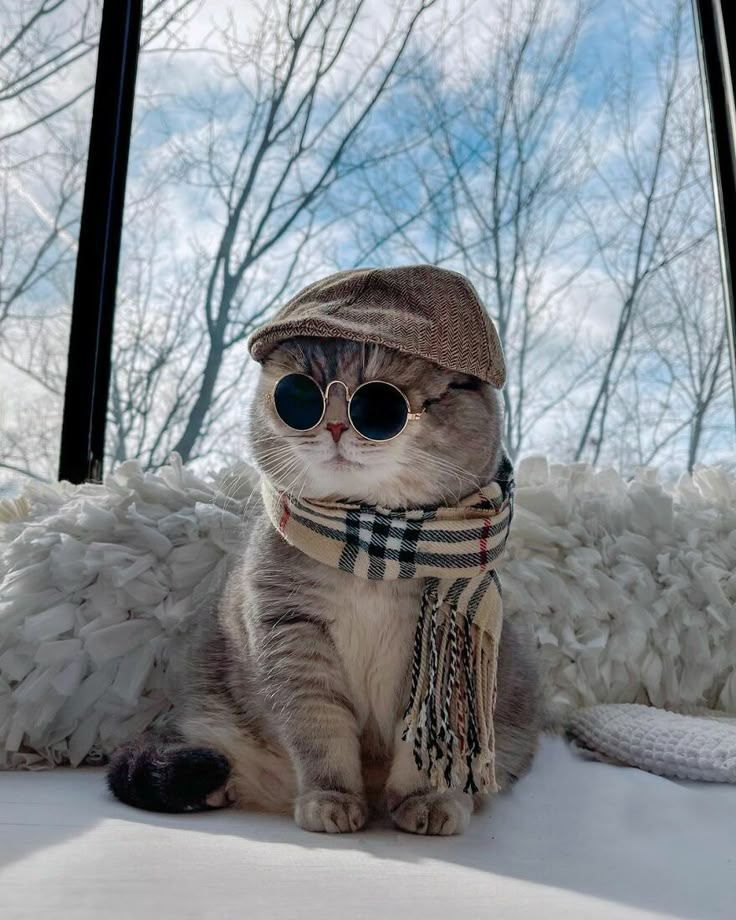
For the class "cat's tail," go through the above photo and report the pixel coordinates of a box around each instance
[106,726,232,813]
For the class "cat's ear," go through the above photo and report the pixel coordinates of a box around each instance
[421,373,481,412]
[447,373,483,392]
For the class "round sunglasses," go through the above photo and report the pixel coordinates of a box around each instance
[270,373,424,442]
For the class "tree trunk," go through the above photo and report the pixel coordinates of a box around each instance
[687,407,704,473]
[171,325,227,463]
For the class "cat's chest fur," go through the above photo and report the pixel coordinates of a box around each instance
[323,570,422,755]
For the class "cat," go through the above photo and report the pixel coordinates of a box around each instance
[107,337,540,835]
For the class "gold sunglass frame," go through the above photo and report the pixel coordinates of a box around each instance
[269,373,424,443]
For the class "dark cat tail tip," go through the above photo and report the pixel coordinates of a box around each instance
[106,739,232,814]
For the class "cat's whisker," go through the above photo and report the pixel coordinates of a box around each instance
[295,465,312,504]
[402,444,480,478]
[402,449,481,484]
[397,456,476,504]
[277,461,311,501]
[256,448,297,466]
[213,469,261,535]
[265,460,302,487]
[401,447,480,489]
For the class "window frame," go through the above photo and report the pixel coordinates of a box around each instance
[57,0,143,483]
[693,0,736,429]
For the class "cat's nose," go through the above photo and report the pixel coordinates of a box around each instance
[326,422,348,444]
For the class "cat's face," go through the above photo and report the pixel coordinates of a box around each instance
[250,337,503,507]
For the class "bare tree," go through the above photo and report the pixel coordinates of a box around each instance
[107,210,211,468]
[108,0,438,468]
[2,0,732,486]
[0,0,198,484]
[347,0,596,460]
[0,0,197,143]
[631,240,733,471]
[572,0,712,465]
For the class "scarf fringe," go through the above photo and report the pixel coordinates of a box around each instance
[402,585,498,794]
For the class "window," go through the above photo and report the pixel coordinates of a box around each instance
[2,0,735,489]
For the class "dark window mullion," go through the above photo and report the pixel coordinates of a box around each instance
[693,0,736,419]
[58,0,143,484]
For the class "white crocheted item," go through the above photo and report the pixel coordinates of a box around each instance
[567,704,736,782]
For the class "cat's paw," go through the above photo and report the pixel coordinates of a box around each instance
[294,790,368,833]
[388,790,472,836]
[204,777,236,809]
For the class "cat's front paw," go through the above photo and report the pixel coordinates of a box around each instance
[204,776,236,809]
[388,790,472,836]
[294,790,368,833]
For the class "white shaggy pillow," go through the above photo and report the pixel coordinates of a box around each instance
[502,459,736,726]
[1,455,734,768]
[0,457,260,767]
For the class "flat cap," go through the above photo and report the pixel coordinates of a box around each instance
[248,264,505,387]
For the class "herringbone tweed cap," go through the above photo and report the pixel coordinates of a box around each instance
[248,264,506,387]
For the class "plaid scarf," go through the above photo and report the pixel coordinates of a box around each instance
[260,456,514,794]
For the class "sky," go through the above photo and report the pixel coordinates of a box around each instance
[1,0,733,491]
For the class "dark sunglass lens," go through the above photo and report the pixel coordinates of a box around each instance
[350,382,408,441]
[273,374,324,430]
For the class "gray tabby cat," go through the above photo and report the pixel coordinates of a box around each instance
[108,337,539,835]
